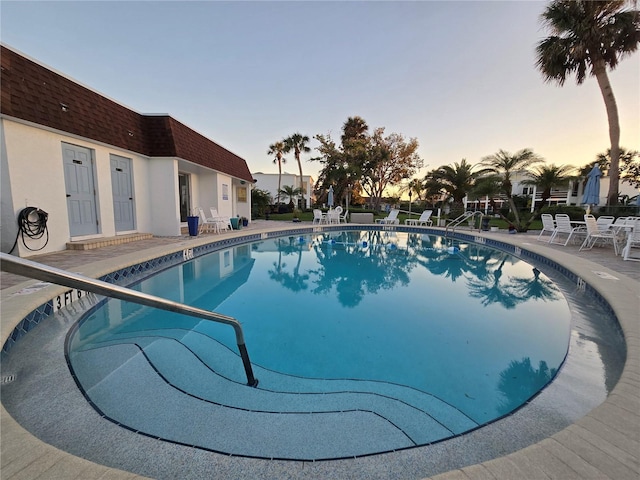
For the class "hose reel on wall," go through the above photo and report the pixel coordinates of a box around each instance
[8,207,49,254]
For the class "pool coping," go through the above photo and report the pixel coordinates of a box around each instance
[1,224,639,480]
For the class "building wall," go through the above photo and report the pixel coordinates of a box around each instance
[252,172,314,209]
[0,117,251,256]
[1,119,165,254]
[149,157,180,236]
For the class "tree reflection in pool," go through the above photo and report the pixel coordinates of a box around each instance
[67,230,572,456]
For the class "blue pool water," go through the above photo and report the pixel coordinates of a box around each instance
[67,230,572,459]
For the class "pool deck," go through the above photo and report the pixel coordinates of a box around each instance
[1,221,639,480]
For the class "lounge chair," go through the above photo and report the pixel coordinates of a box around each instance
[536,214,555,241]
[196,207,220,234]
[579,214,619,254]
[549,214,585,246]
[210,208,232,231]
[376,209,400,225]
[405,210,433,226]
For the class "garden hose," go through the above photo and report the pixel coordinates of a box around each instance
[7,207,49,254]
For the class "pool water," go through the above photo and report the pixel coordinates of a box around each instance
[67,230,571,458]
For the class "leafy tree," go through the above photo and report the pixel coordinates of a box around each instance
[536,0,640,206]
[359,128,423,211]
[313,117,422,210]
[267,141,287,204]
[284,133,311,209]
[251,188,272,217]
[479,149,543,230]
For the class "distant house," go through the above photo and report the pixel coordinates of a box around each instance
[252,172,315,209]
[464,171,638,213]
[1,45,254,257]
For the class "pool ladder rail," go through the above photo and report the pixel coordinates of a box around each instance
[0,252,259,387]
[445,211,483,236]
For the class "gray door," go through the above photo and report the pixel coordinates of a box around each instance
[62,143,98,236]
[110,154,135,231]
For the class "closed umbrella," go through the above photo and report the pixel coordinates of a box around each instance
[582,164,602,213]
[327,185,334,208]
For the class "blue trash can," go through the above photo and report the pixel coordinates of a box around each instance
[187,216,199,236]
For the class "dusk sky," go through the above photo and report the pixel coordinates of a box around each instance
[2,1,639,194]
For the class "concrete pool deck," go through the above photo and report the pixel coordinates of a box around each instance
[1,221,638,479]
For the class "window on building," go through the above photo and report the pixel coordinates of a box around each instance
[522,187,533,196]
[237,186,247,203]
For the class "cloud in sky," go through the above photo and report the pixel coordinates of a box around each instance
[2,1,638,187]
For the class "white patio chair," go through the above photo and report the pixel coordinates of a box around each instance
[312,209,325,224]
[326,206,341,224]
[596,215,615,232]
[339,209,349,223]
[376,209,400,225]
[549,214,585,246]
[210,208,232,231]
[405,210,433,226]
[622,218,640,261]
[196,207,220,234]
[580,214,619,254]
[536,214,555,241]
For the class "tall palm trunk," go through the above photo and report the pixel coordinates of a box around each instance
[592,57,621,206]
[276,155,283,204]
[295,149,304,209]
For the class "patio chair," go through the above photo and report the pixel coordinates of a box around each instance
[210,208,232,231]
[405,210,433,226]
[312,209,325,224]
[326,206,342,224]
[549,214,585,246]
[339,209,349,223]
[596,215,615,232]
[622,218,640,261]
[376,209,400,225]
[580,214,619,254]
[196,207,220,234]
[536,214,555,241]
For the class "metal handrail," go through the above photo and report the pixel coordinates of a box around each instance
[0,252,258,387]
[445,211,484,235]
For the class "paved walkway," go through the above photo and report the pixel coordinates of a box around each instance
[1,222,638,479]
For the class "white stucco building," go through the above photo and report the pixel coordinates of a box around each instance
[1,45,254,257]
[252,172,315,209]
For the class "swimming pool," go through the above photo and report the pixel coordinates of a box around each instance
[65,230,572,460]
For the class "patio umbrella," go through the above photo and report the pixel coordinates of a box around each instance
[582,164,602,212]
[327,185,334,208]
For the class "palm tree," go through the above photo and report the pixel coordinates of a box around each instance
[428,159,481,217]
[521,164,576,213]
[479,149,543,228]
[267,141,287,205]
[284,133,311,209]
[535,0,639,206]
[278,185,303,208]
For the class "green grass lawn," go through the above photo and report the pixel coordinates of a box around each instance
[263,211,543,231]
